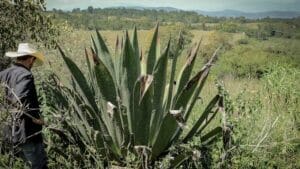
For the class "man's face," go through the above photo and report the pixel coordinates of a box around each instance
[28,57,36,69]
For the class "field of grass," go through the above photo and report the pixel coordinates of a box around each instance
[33,23,300,168]
[1,18,299,168]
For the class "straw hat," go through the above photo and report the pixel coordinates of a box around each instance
[5,43,45,66]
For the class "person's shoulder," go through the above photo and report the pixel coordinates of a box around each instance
[0,67,12,81]
[0,64,33,82]
[11,65,33,82]
[13,64,32,76]
[0,66,12,74]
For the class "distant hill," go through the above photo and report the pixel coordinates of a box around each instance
[196,9,300,19]
[111,6,180,12]
[112,7,300,19]
[58,6,300,19]
[134,6,179,12]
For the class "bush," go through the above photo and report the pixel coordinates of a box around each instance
[224,64,300,168]
[237,38,249,45]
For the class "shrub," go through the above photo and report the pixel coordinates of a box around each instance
[237,38,249,45]
[224,64,300,169]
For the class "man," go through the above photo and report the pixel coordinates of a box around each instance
[0,43,48,169]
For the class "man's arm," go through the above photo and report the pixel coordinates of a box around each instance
[15,74,45,125]
[15,74,34,102]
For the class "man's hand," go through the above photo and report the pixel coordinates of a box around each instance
[32,118,46,126]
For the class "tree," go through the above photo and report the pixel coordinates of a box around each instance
[72,8,80,13]
[0,0,58,70]
[87,6,94,13]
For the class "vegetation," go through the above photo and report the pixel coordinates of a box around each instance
[39,26,232,168]
[0,5,299,169]
[225,64,300,168]
[0,0,58,70]
[49,8,300,34]
[50,8,205,30]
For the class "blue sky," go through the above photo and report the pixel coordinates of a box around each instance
[47,0,300,12]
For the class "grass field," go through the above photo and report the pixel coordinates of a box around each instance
[33,24,300,168]
[1,20,299,168]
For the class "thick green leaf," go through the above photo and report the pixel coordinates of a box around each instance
[113,36,123,87]
[58,45,99,113]
[149,41,170,144]
[197,107,219,135]
[94,53,118,105]
[119,32,141,139]
[84,48,92,79]
[94,130,108,157]
[91,46,119,130]
[132,75,154,145]
[119,71,132,134]
[92,32,115,78]
[95,29,110,54]
[94,31,115,80]
[58,45,122,159]
[146,24,160,74]
[85,48,97,94]
[184,47,221,120]
[123,31,141,92]
[201,126,222,145]
[173,67,207,110]
[151,39,219,160]
[165,32,183,110]
[118,105,131,152]
[183,95,220,143]
[151,112,179,159]
[171,48,221,144]
[131,26,139,60]
[102,102,123,152]
[174,42,201,101]
[98,115,123,159]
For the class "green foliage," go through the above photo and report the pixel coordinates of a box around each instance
[213,37,300,78]
[244,22,300,40]
[0,154,28,169]
[50,8,203,30]
[237,38,249,45]
[1,4,300,168]
[262,64,300,128]
[0,0,58,70]
[217,22,240,33]
[218,65,300,169]
[44,26,225,168]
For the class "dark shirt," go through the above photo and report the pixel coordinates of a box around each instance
[0,63,43,143]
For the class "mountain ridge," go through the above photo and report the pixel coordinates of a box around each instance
[109,6,300,19]
[54,6,300,19]
[195,9,300,19]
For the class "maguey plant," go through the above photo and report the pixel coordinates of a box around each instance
[46,25,226,168]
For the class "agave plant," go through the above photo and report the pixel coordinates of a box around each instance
[47,25,225,168]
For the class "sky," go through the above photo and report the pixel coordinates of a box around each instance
[46,0,300,12]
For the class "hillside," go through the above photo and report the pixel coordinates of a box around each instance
[196,9,300,19]
[50,8,300,31]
